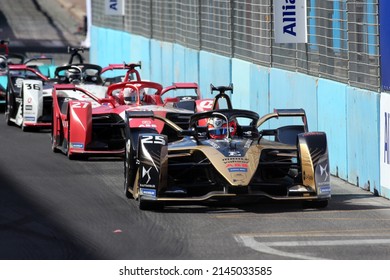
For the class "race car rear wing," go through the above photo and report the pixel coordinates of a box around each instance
[256,108,308,130]
[257,109,308,145]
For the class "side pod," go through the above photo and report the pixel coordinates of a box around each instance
[298,132,331,198]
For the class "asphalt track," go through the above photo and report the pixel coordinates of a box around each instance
[0,0,86,64]
[2,0,390,261]
[2,118,390,260]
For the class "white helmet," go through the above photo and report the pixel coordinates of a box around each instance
[123,88,137,104]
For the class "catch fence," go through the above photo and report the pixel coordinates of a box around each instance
[92,0,380,92]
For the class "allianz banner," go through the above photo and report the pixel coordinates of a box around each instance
[105,0,125,16]
[274,0,307,43]
[380,93,390,191]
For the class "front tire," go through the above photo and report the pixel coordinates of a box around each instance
[66,125,76,160]
[124,145,135,199]
[51,134,60,153]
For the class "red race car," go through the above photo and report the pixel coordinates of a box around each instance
[51,83,126,159]
[109,80,213,111]
[51,80,212,160]
[107,81,211,139]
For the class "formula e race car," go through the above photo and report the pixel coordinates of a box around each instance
[2,46,121,131]
[50,81,211,160]
[0,55,7,107]
[55,60,145,100]
[2,56,54,131]
[108,79,212,113]
[101,62,142,85]
[51,83,126,159]
[107,80,212,137]
[123,84,331,210]
[54,63,108,98]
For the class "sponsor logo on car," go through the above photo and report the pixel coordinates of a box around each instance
[223,157,249,164]
[24,116,35,121]
[25,105,33,110]
[142,166,152,184]
[320,164,329,181]
[70,142,84,149]
[226,163,248,172]
[140,188,156,197]
[319,186,331,194]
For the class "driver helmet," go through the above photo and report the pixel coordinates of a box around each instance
[66,68,81,84]
[123,88,137,104]
[207,117,237,139]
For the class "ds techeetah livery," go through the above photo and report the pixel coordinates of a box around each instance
[123,85,331,210]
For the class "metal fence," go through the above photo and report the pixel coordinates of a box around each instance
[92,0,380,92]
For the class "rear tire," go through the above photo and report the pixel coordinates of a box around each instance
[5,108,12,126]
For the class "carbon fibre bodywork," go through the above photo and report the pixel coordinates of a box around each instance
[123,88,330,210]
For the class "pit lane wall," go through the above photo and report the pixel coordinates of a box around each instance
[90,26,389,200]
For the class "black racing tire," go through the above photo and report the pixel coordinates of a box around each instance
[4,94,12,126]
[52,144,60,153]
[124,144,136,199]
[66,118,78,160]
[5,107,12,126]
[51,133,60,153]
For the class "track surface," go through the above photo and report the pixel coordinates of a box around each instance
[2,0,390,260]
[2,120,390,260]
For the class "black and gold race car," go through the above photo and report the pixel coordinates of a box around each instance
[123,84,330,210]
